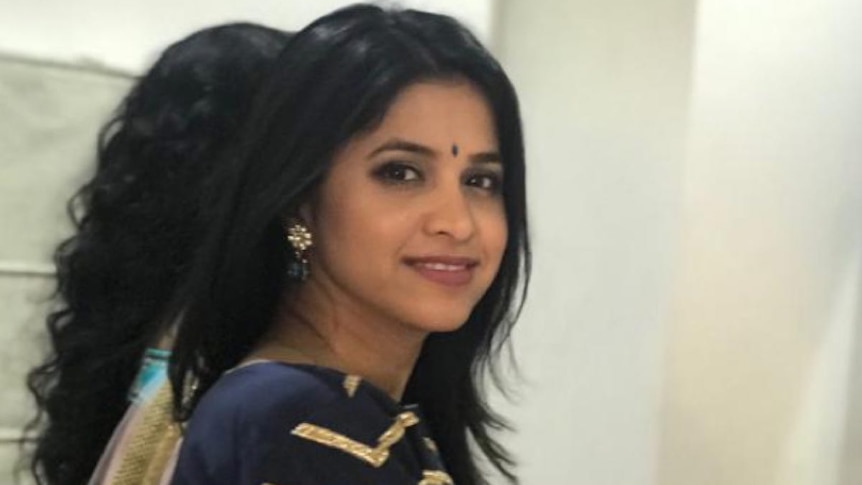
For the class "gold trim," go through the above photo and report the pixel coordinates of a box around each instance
[292,423,385,466]
[110,383,182,485]
[377,412,419,451]
[343,375,361,398]
[140,422,182,485]
[290,411,419,467]
[419,470,454,485]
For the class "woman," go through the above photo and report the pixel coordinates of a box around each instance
[26,23,290,485]
[166,4,530,485]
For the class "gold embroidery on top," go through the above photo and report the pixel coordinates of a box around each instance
[291,411,420,467]
[377,412,419,451]
[343,374,361,398]
[419,470,454,485]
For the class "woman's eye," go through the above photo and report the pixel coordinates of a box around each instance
[465,172,503,193]
[372,162,422,183]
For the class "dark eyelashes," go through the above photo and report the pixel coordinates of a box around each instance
[370,161,504,194]
[464,170,504,193]
[370,161,422,184]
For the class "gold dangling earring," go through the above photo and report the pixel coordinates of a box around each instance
[285,220,313,281]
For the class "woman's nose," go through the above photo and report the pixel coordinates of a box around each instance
[422,185,477,242]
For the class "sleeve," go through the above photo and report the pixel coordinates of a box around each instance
[170,365,430,485]
[169,365,339,485]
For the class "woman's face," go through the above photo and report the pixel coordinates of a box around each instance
[303,80,507,335]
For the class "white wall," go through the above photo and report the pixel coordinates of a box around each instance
[658,1,862,485]
[496,0,862,484]
[492,0,695,484]
[0,57,132,484]
[0,0,495,72]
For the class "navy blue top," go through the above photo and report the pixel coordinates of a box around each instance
[170,362,452,485]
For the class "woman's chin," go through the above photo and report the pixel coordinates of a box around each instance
[405,309,473,335]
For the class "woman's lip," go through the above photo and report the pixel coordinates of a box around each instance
[403,256,479,266]
[404,256,478,287]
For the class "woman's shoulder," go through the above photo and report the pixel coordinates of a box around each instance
[174,362,447,485]
[174,362,356,484]
[188,361,347,426]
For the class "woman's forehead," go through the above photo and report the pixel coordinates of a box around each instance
[361,80,498,152]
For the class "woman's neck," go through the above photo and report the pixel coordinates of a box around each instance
[249,292,427,401]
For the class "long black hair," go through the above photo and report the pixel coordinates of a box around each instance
[25,23,290,485]
[168,5,530,485]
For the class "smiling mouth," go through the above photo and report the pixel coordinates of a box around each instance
[404,256,479,287]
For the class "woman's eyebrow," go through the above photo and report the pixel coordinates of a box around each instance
[469,151,501,165]
[367,137,502,165]
[367,138,436,158]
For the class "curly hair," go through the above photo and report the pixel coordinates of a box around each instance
[24,23,290,485]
